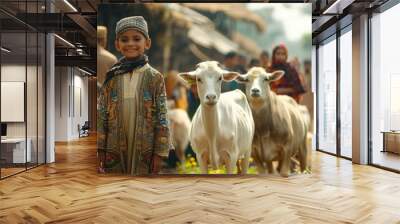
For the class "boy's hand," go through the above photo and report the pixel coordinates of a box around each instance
[152,155,165,174]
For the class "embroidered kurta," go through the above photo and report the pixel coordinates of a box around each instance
[98,63,172,175]
[122,69,141,174]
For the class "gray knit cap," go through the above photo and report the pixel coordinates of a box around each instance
[115,16,149,39]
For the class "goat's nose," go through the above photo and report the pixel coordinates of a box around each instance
[251,88,260,94]
[206,94,216,101]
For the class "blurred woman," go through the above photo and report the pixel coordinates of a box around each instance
[269,44,306,103]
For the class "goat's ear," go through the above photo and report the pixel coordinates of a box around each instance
[235,74,249,83]
[222,71,240,82]
[178,71,197,85]
[269,70,285,82]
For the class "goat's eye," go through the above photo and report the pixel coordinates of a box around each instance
[218,77,222,81]
[264,78,269,82]
[197,78,202,83]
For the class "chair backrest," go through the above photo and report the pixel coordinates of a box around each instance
[82,121,90,129]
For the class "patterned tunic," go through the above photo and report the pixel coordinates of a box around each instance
[97,63,172,175]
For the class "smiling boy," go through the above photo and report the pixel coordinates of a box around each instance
[98,16,172,175]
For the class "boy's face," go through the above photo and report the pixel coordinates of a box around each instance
[115,29,151,59]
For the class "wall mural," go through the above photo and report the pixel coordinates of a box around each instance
[97,3,312,176]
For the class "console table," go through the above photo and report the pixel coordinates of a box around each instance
[1,138,32,164]
[381,131,400,154]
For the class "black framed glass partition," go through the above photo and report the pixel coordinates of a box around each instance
[314,0,399,172]
[317,34,337,155]
[339,25,352,159]
[1,31,28,177]
[0,0,46,179]
[315,24,353,159]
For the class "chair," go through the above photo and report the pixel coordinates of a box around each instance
[78,121,90,138]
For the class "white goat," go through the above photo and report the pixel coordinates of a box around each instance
[178,61,254,174]
[168,108,191,171]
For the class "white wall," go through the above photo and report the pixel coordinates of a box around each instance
[1,65,30,138]
[72,73,89,138]
[1,64,26,81]
[55,67,89,141]
[55,66,69,141]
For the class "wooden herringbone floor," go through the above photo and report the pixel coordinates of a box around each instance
[1,135,400,224]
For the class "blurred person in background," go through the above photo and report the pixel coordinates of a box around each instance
[221,51,247,93]
[303,59,312,91]
[269,44,306,103]
[259,50,270,71]
[222,51,239,71]
[235,54,247,92]
[236,54,248,74]
[97,26,118,88]
[290,56,307,93]
[165,70,189,111]
[221,51,244,93]
[301,59,314,133]
[248,58,260,69]
[289,56,301,73]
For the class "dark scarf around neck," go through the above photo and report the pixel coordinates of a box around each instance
[104,55,149,85]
